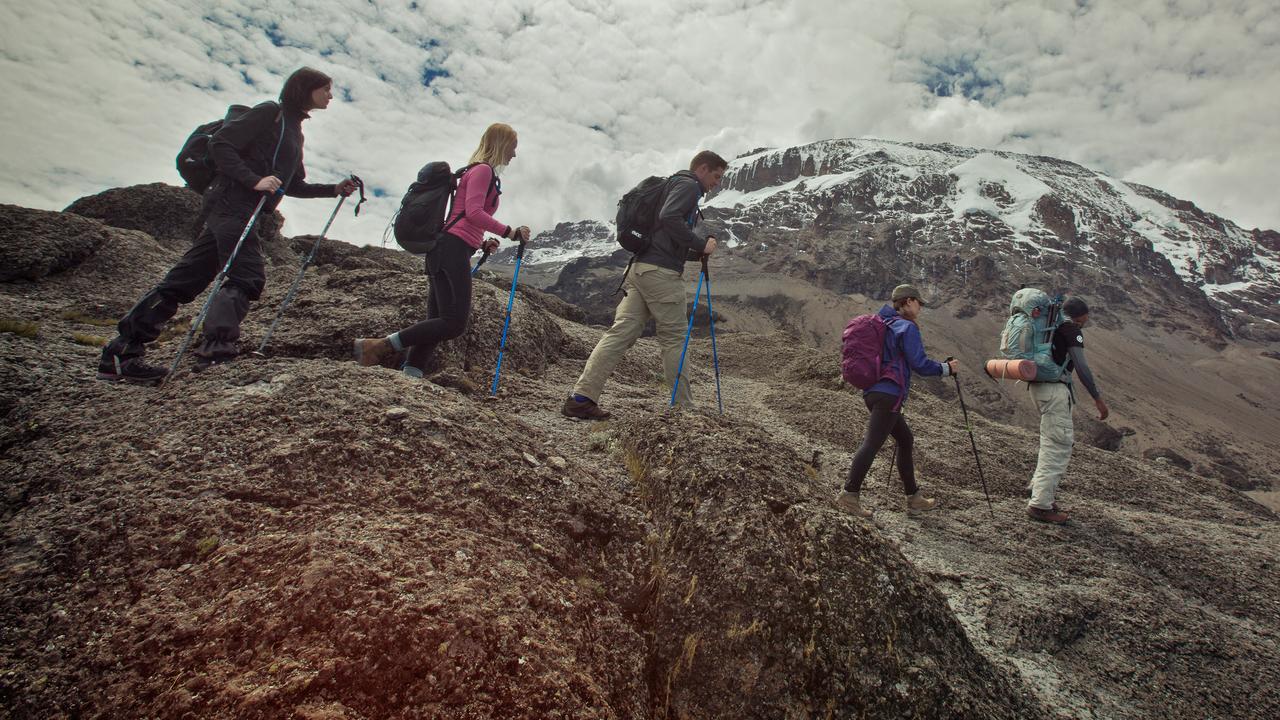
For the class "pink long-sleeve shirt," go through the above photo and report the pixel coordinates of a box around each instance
[446,163,508,249]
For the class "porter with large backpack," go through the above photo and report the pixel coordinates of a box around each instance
[999,287,1068,382]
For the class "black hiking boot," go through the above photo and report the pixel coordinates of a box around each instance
[97,354,168,386]
[192,354,234,373]
[561,396,611,420]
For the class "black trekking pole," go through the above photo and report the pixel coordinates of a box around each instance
[164,189,280,386]
[489,238,526,397]
[254,176,362,357]
[471,249,491,275]
[950,362,995,518]
[700,255,723,414]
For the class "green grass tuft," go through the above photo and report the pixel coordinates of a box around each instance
[59,309,116,327]
[71,333,110,347]
[0,319,39,338]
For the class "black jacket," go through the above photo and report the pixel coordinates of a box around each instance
[207,101,335,214]
[636,170,709,273]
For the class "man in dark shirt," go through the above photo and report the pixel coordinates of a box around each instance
[1027,297,1109,524]
[561,150,726,419]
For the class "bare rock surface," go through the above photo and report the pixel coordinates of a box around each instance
[0,205,111,282]
[2,191,1279,719]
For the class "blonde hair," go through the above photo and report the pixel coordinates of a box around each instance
[468,123,517,167]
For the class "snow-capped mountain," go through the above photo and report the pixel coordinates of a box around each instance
[704,138,1280,341]
[492,220,616,271]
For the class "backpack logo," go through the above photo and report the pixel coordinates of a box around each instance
[998,288,1067,382]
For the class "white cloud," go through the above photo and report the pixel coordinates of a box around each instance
[1,0,1276,250]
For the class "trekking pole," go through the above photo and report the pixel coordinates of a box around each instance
[254,177,362,356]
[669,265,706,407]
[471,249,491,275]
[164,190,279,386]
[700,255,723,414]
[951,364,995,518]
[489,238,526,396]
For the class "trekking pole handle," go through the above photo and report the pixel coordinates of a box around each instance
[348,173,367,216]
[516,239,527,260]
[700,254,710,280]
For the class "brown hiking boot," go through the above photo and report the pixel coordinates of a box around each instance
[1028,505,1070,524]
[836,491,872,518]
[353,337,393,367]
[561,395,612,420]
[906,491,938,512]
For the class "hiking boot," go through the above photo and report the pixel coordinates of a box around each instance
[561,395,612,420]
[353,337,394,367]
[97,354,168,386]
[192,355,234,373]
[906,491,938,512]
[1027,505,1070,524]
[835,491,872,518]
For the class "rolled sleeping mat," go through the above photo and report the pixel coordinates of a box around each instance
[985,358,1036,381]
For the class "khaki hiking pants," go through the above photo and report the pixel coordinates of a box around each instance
[572,262,693,406]
[1028,381,1073,510]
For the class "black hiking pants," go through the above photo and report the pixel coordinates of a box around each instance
[401,233,475,372]
[105,194,267,361]
[845,391,918,495]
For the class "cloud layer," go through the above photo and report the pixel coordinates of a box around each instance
[2,0,1277,246]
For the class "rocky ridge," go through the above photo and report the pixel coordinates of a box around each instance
[1,185,1278,719]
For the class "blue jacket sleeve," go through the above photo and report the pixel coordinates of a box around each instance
[899,322,947,377]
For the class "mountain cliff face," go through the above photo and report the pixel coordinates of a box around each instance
[705,139,1280,342]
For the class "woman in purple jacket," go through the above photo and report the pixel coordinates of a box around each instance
[836,284,959,518]
[354,123,530,376]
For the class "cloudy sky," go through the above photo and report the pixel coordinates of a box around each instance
[2,0,1277,246]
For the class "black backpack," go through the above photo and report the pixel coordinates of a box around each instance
[175,103,283,195]
[390,162,500,254]
[615,175,674,254]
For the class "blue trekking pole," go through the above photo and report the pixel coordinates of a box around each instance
[669,263,706,406]
[700,255,723,413]
[163,189,280,385]
[489,239,526,396]
[471,249,491,275]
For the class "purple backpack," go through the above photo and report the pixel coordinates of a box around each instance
[841,313,901,389]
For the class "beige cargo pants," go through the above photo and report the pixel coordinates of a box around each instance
[1028,382,1074,509]
[572,262,694,406]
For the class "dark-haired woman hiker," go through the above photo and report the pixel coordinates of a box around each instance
[353,123,530,376]
[836,284,958,518]
[97,67,358,383]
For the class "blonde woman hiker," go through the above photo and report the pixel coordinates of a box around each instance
[353,123,530,375]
